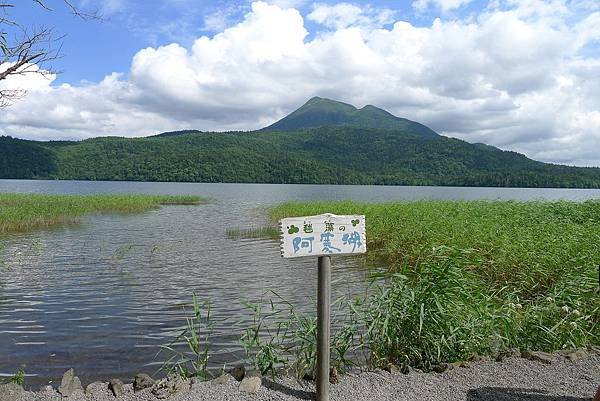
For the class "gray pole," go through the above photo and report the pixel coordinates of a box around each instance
[317,255,331,401]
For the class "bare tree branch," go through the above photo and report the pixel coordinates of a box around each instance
[30,0,101,20]
[0,88,25,108]
[0,1,99,106]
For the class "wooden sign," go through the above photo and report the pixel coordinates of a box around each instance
[279,213,366,258]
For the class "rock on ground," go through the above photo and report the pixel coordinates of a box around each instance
[0,383,27,401]
[521,350,554,364]
[239,376,262,394]
[211,374,232,385]
[151,373,190,399]
[109,378,125,398]
[229,365,246,382]
[58,368,84,397]
[134,373,155,392]
[6,352,600,401]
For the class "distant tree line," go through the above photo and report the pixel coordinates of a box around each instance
[1,128,600,188]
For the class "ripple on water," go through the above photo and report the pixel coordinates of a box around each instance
[2,181,599,388]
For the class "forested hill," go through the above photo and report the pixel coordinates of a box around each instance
[2,127,600,188]
[263,97,439,138]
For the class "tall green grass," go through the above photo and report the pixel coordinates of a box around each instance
[270,200,600,370]
[158,295,213,379]
[0,193,202,233]
[239,291,361,379]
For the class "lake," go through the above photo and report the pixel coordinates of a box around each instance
[1,180,599,388]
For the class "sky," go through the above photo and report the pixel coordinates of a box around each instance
[1,0,600,167]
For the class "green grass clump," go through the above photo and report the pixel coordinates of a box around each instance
[0,193,202,233]
[270,200,600,369]
[1,366,25,386]
[158,294,213,379]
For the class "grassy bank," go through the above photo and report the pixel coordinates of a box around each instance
[0,193,202,233]
[268,200,600,371]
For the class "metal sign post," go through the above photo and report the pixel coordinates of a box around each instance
[317,255,331,401]
[279,213,366,401]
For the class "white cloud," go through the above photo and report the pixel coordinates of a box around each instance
[308,3,396,29]
[1,1,600,166]
[412,0,474,13]
[265,0,308,8]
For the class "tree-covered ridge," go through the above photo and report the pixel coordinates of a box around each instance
[262,97,439,138]
[2,128,600,188]
[0,136,58,178]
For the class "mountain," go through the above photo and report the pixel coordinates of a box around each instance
[1,98,599,188]
[262,97,439,138]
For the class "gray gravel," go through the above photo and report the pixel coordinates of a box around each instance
[9,353,600,401]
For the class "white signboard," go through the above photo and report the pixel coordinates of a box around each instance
[279,213,366,258]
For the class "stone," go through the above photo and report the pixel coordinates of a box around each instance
[468,355,490,362]
[151,379,171,400]
[40,385,56,394]
[211,374,232,385]
[169,373,190,393]
[433,363,448,373]
[151,373,190,399]
[229,365,246,381]
[133,373,155,392]
[564,349,587,362]
[449,361,470,369]
[329,367,339,384]
[521,350,553,364]
[496,348,521,362]
[593,385,600,401]
[0,383,25,401]
[85,381,108,396]
[302,372,315,382]
[239,376,262,394]
[190,377,202,387]
[58,368,84,397]
[246,369,262,378]
[382,363,400,373]
[109,378,125,398]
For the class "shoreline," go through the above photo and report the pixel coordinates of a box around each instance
[2,349,599,401]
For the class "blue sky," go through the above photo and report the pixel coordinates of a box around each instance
[13,0,492,83]
[2,0,600,166]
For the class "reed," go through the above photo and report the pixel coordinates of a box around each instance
[270,200,600,369]
[163,200,600,379]
[0,193,203,233]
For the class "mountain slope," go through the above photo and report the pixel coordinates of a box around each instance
[0,136,58,178]
[262,97,439,138]
[1,97,599,188]
[2,127,599,188]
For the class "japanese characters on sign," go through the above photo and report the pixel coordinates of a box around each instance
[279,214,367,258]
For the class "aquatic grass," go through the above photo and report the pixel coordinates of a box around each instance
[158,295,213,379]
[161,200,599,378]
[239,291,365,379]
[270,200,600,368]
[240,296,291,378]
[0,193,203,233]
[1,366,25,386]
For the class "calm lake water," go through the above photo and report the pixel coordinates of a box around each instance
[1,180,599,388]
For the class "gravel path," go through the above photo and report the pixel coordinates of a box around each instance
[5,353,599,401]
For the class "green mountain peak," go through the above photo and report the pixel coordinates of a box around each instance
[262,97,439,138]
